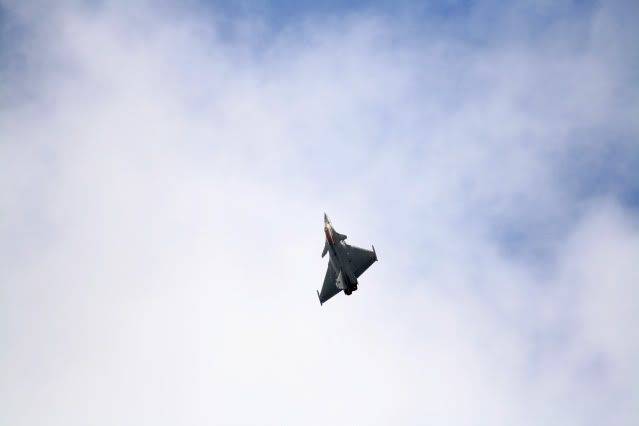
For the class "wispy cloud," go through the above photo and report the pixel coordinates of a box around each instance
[1,1,637,425]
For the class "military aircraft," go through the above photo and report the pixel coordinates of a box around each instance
[317,213,377,305]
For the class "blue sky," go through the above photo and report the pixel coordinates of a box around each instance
[1,0,638,425]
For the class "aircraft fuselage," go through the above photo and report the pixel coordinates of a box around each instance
[324,220,358,293]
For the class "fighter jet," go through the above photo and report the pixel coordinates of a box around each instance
[317,213,377,305]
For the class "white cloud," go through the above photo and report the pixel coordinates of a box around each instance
[1,1,637,425]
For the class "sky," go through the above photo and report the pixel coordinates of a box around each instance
[1,0,638,425]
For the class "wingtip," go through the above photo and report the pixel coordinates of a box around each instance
[372,245,378,261]
[317,290,323,306]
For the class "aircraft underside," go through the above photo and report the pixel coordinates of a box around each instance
[317,213,377,305]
